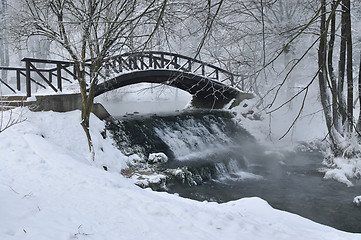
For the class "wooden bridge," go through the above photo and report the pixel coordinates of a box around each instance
[0,51,251,109]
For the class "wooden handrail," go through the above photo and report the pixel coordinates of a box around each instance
[101,51,242,91]
[0,51,246,97]
[103,51,235,76]
[0,77,16,93]
[21,57,75,65]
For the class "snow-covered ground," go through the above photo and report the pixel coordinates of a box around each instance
[0,108,360,240]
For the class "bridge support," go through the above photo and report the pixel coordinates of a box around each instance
[32,93,110,120]
[190,91,254,109]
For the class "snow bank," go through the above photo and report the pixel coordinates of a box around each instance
[0,108,360,240]
[320,157,361,187]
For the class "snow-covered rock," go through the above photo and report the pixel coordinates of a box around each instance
[353,196,361,207]
[321,157,361,187]
[148,152,168,164]
[132,173,167,189]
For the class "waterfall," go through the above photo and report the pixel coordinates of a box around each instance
[106,110,262,186]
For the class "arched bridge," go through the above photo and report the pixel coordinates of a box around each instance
[0,51,252,109]
[97,51,250,108]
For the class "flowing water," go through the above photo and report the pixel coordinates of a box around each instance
[106,110,361,233]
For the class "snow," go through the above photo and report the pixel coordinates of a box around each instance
[131,172,167,189]
[0,108,360,240]
[320,157,361,187]
[148,152,168,164]
[354,196,361,207]
[322,168,354,187]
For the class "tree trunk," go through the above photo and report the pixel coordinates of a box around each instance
[76,58,101,159]
[344,0,353,132]
[328,0,339,131]
[357,51,361,131]
[338,1,347,125]
[75,62,94,155]
[0,0,8,81]
[318,0,337,150]
[318,0,330,129]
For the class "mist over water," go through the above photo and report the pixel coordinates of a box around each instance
[106,110,361,233]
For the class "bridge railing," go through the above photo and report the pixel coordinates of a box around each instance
[0,58,77,97]
[101,51,246,91]
[0,51,248,97]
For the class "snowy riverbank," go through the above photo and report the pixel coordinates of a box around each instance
[0,109,360,240]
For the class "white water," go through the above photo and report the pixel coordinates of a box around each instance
[153,117,233,160]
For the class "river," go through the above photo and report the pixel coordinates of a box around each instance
[104,107,361,233]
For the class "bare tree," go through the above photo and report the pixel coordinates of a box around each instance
[0,88,26,133]
[0,107,26,133]
[0,0,9,81]
[10,0,169,157]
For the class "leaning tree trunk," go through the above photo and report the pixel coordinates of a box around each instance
[328,0,340,132]
[318,0,338,151]
[76,62,95,155]
[76,58,102,159]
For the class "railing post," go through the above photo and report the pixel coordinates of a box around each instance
[128,57,133,70]
[118,57,123,72]
[49,71,53,83]
[154,56,158,69]
[215,69,219,80]
[25,60,31,97]
[105,63,110,77]
[133,56,139,69]
[16,70,21,91]
[161,53,165,68]
[202,64,205,76]
[173,56,178,69]
[149,54,153,68]
[188,59,191,72]
[228,74,235,87]
[73,65,77,80]
[57,63,62,91]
